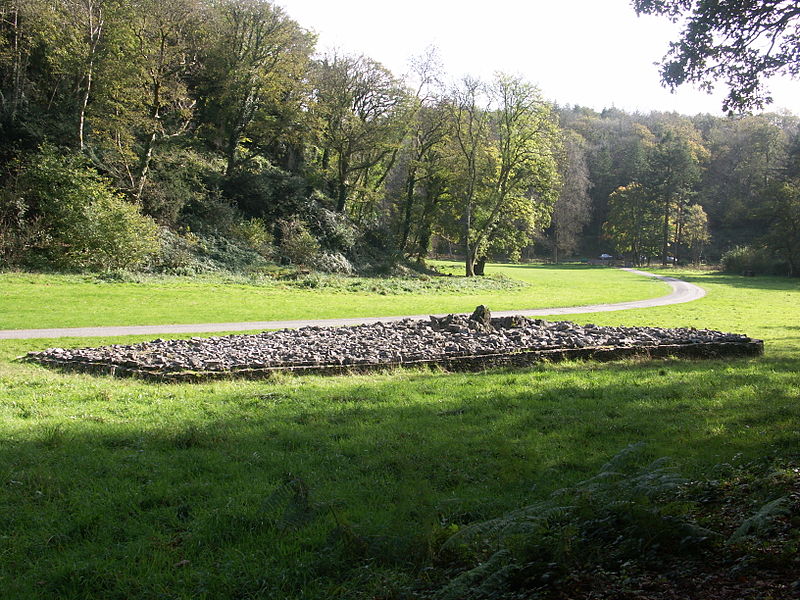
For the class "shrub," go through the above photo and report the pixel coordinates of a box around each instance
[13,147,160,271]
[220,158,308,221]
[0,189,49,267]
[141,148,221,227]
[303,193,360,252]
[278,219,321,266]
[150,228,271,274]
[720,245,787,276]
[227,218,274,258]
[311,251,354,274]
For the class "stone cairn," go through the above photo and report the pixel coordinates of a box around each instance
[23,306,763,382]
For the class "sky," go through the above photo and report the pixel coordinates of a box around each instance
[276,0,800,116]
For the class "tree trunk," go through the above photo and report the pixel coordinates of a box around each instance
[474,256,486,275]
[78,1,103,151]
[399,167,417,253]
[661,196,670,266]
[336,155,349,212]
[464,201,474,276]
[135,131,157,200]
[9,6,23,121]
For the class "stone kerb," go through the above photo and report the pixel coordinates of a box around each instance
[23,310,764,383]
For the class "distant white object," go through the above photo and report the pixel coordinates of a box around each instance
[599,253,613,259]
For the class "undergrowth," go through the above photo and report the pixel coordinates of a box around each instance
[418,447,800,600]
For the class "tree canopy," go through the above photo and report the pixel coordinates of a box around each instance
[634,0,800,112]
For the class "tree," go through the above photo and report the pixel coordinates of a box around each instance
[446,74,561,276]
[126,0,200,200]
[645,125,705,264]
[681,202,710,264]
[604,182,661,265]
[197,0,314,176]
[760,179,800,275]
[700,114,789,252]
[387,48,450,258]
[548,130,592,262]
[633,0,800,112]
[310,52,408,215]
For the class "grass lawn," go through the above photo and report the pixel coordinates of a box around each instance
[0,263,669,329]
[0,268,798,598]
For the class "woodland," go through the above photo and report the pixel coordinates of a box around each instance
[1,0,799,277]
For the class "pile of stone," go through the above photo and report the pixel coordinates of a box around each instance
[24,306,762,381]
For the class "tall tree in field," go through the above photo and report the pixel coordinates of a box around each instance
[548,130,592,262]
[310,52,408,215]
[645,126,705,264]
[446,76,491,276]
[604,182,660,265]
[681,202,710,264]
[634,0,800,112]
[447,74,561,276]
[197,0,314,176]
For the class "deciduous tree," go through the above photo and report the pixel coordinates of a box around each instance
[633,0,800,112]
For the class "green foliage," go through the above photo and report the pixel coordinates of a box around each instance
[604,183,660,263]
[759,179,800,276]
[141,149,222,227]
[10,147,160,270]
[634,0,800,112]
[720,245,787,276]
[444,74,562,275]
[434,444,712,599]
[277,218,321,266]
[227,218,274,258]
[151,228,271,274]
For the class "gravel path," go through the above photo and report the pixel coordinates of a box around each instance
[1,268,704,340]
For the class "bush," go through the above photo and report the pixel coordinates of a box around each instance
[303,193,359,252]
[227,218,274,258]
[277,219,320,266]
[150,228,271,274]
[12,147,160,271]
[220,158,308,221]
[141,148,221,227]
[311,251,354,274]
[720,245,787,276]
[0,189,49,267]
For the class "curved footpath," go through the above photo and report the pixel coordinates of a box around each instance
[0,268,705,340]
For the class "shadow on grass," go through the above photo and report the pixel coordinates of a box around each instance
[492,263,610,272]
[675,272,800,291]
[1,356,798,599]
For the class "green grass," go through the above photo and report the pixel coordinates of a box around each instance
[0,269,798,598]
[0,263,669,329]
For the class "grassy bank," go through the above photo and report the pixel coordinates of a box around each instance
[0,264,668,329]
[0,269,797,598]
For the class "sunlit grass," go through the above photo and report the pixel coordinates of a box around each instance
[0,263,669,329]
[0,269,797,598]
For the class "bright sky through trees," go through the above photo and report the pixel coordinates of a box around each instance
[277,0,800,115]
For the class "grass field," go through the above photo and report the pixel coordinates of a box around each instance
[0,264,669,329]
[0,267,798,598]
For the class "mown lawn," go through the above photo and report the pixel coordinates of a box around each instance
[0,264,668,329]
[0,268,797,598]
